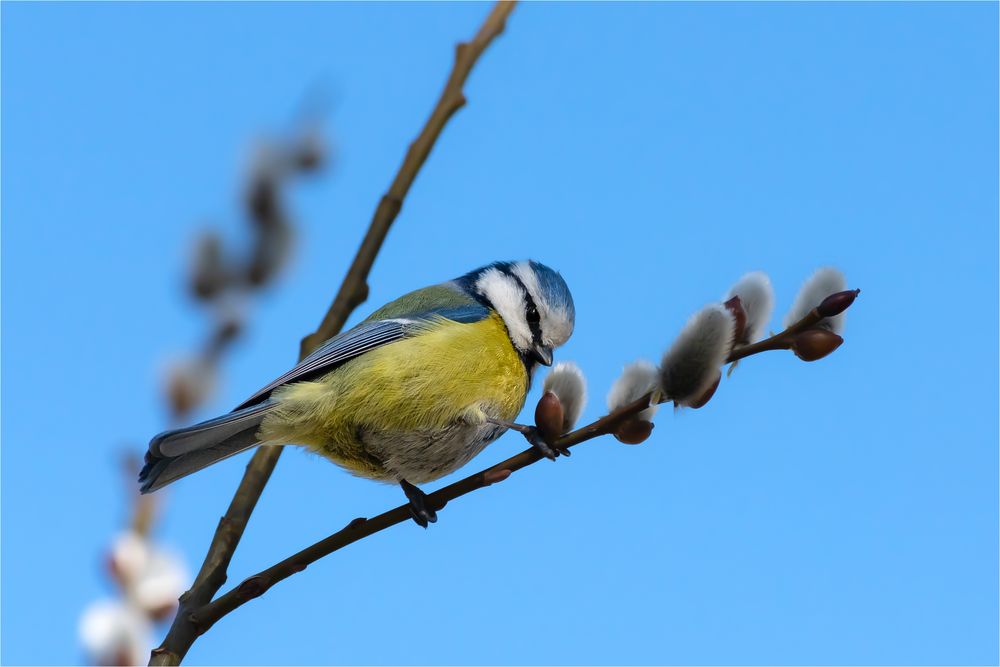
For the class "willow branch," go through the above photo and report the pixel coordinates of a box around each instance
[727,304,830,361]
[187,298,858,633]
[149,4,517,665]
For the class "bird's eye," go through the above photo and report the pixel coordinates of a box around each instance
[526,304,540,324]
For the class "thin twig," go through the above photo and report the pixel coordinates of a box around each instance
[149,4,517,665]
[186,300,858,633]
[727,306,824,362]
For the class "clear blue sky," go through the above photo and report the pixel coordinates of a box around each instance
[2,2,997,665]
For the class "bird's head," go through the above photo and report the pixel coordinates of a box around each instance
[458,260,575,367]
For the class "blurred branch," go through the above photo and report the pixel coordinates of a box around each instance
[84,128,322,667]
[150,3,517,664]
[81,455,187,666]
[170,130,324,423]
[124,459,160,544]
[178,296,861,633]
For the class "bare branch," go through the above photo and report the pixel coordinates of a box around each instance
[150,4,518,664]
[727,298,849,362]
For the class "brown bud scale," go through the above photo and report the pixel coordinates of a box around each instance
[792,328,843,361]
[534,391,565,441]
[483,468,512,485]
[817,289,860,318]
[724,295,748,344]
[614,419,654,445]
[687,372,721,409]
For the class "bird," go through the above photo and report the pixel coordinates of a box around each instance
[139,260,575,526]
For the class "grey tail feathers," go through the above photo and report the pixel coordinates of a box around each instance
[138,401,275,494]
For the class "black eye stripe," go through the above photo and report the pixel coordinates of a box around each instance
[505,271,543,344]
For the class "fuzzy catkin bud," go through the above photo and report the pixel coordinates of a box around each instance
[79,600,151,667]
[659,305,736,407]
[190,232,227,301]
[606,360,659,421]
[784,267,847,333]
[247,219,293,286]
[133,547,188,620]
[725,271,774,344]
[108,531,149,587]
[542,362,587,432]
[165,357,217,418]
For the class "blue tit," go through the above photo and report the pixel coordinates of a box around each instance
[139,260,575,526]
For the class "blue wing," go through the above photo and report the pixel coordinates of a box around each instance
[233,303,489,410]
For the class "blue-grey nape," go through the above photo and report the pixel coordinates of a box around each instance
[454,260,511,292]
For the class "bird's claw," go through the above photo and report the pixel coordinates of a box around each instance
[524,427,570,460]
[485,418,570,460]
[400,479,437,528]
[408,506,436,529]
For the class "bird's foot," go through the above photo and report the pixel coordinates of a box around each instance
[400,479,437,528]
[522,425,571,460]
[485,417,570,461]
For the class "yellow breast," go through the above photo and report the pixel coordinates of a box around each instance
[259,313,528,478]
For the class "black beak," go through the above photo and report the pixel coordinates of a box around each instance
[532,345,553,366]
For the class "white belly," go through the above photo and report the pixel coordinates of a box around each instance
[361,419,509,485]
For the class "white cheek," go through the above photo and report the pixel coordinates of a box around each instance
[500,310,532,351]
[476,270,532,351]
